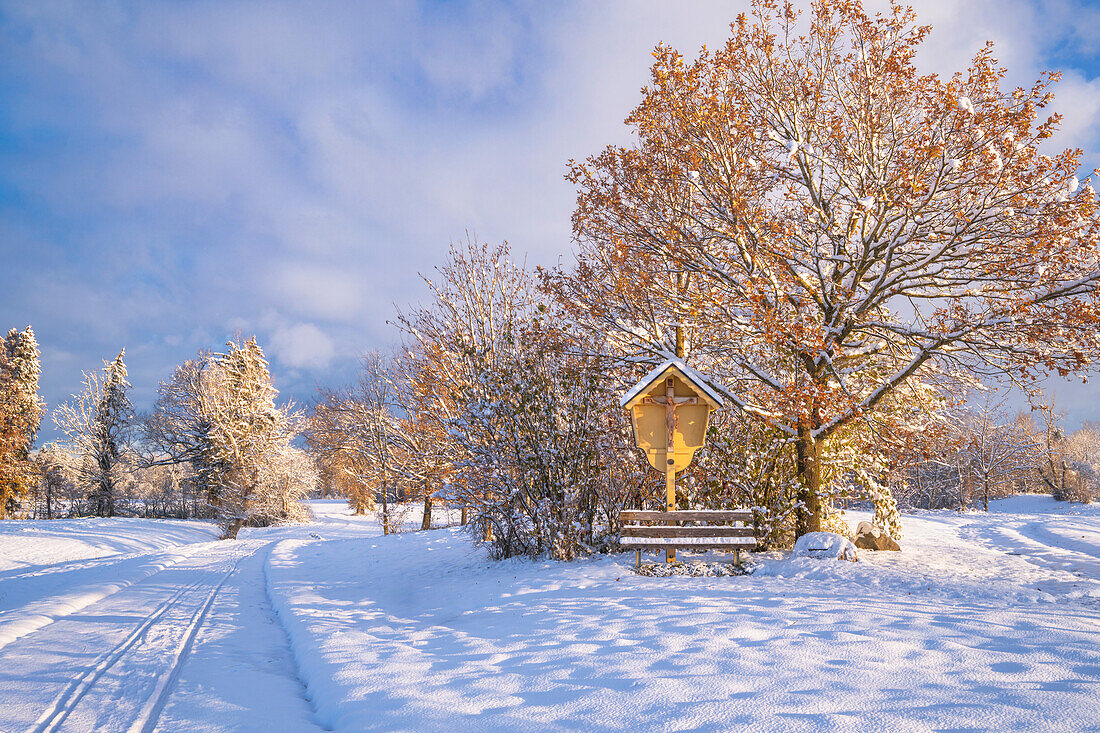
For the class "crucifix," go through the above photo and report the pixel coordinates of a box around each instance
[640,376,698,562]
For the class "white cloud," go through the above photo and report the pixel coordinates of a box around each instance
[269,264,366,322]
[1044,70,1100,167]
[269,322,336,370]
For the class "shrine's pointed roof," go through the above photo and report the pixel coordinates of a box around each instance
[619,358,727,409]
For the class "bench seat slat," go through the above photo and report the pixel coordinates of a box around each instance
[620,536,757,547]
[620,510,753,523]
[622,526,755,538]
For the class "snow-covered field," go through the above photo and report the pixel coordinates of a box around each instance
[1,497,1099,732]
[0,517,219,573]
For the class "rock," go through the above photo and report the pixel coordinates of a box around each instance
[792,532,859,561]
[854,522,900,551]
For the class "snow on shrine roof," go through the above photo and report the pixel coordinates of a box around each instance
[619,358,727,409]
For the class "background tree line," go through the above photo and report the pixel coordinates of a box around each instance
[2,332,315,538]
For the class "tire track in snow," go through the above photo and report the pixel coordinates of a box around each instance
[1015,521,1100,578]
[0,550,164,584]
[958,519,1100,604]
[0,528,218,585]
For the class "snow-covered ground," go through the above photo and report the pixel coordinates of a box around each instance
[1,497,1099,732]
[0,517,219,573]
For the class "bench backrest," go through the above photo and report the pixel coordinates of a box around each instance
[620,509,758,548]
[621,510,753,523]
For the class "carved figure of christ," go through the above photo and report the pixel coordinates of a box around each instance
[640,376,700,472]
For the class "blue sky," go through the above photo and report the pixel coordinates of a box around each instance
[4,0,1100,440]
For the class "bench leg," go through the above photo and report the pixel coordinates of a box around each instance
[666,548,675,564]
[635,549,640,570]
[734,549,741,567]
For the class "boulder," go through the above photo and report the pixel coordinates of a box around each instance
[792,532,859,561]
[854,522,900,551]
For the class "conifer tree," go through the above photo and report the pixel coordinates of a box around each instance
[4,327,42,445]
[144,338,302,537]
[54,349,135,517]
[205,337,294,538]
[0,326,43,518]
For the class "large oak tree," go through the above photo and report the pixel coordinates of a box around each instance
[563,0,1100,535]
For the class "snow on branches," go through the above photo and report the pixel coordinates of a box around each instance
[144,338,308,537]
[397,239,644,560]
[0,326,42,518]
[562,0,1100,536]
[53,349,135,518]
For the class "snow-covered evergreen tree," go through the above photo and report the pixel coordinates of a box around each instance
[54,349,135,517]
[4,327,42,445]
[144,338,302,537]
[0,326,43,518]
[204,337,299,537]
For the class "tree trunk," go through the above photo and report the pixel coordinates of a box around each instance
[381,483,390,535]
[461,505,468,525]
[983,477,990,512]
[421,494,433,531]
[957,465,968,511]
[794,419,823,537]
[221,518,245,540]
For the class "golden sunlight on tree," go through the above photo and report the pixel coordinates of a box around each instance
[561,0,1100,536]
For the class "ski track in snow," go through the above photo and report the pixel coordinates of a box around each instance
[31,547,248,733]
[0,544,209,655]
[1,498,1099,731]
[0,541,257,732]
[126,547,250,733]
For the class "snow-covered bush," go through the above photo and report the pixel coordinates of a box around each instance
[683,413,800,549]
[396,238,644,560]
[249,445,317,526]
[450,321,634,560]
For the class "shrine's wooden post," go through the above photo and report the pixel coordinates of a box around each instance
[620,353,723,564]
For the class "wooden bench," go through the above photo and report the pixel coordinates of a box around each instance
[620,510,757,568]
